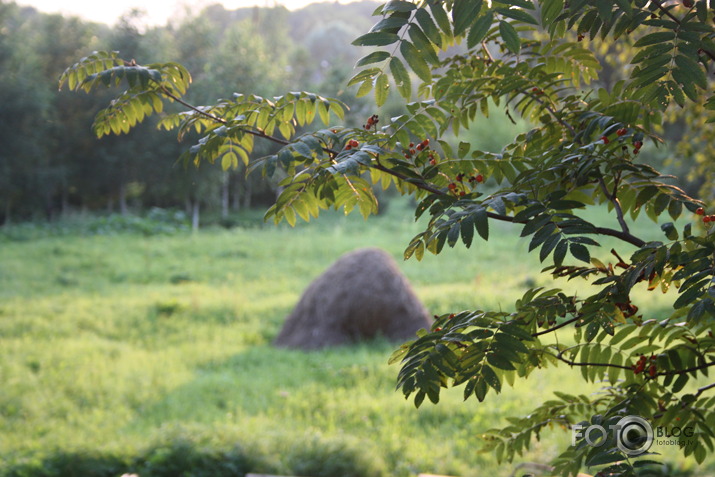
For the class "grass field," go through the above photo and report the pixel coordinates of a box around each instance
[0,199,712,476]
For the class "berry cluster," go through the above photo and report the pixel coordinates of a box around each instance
[363,114,379,130]
[696,207,715,223]
[633,354,657,378]
[404,139,430,159]
[599,127,644,155]
[447,172,484,196]
[344,139,359,150]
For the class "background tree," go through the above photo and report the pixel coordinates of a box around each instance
[55,0,715,475]
[0,0,382,225]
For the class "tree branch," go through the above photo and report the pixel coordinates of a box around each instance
[160,86,228,125]
[553,348,634,371]
[158,85,647,248]
[694,382,715,399]
[657,360,715,377]
[532,316,580,337]
[598,176,631,236]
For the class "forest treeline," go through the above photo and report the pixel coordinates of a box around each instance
[0,0,381,225]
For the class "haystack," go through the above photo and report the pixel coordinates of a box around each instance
[274,247,431,350]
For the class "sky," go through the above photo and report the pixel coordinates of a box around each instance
[15,0,355,26]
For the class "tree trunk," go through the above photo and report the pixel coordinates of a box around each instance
[191,200,200,232]
[3,200,10,226]
[221,172,229,219]
[242,181,252,209]
[232,181,241,212]
[61,187,69,217]
[119,182,128,215]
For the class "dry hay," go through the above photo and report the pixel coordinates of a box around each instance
[274,247,431,350]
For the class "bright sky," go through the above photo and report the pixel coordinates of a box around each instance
[15,0,355,26]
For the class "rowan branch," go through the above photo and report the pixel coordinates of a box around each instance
[158,84,648,248]
[657,360,715,377]
[649,0,715,62]
[598,176,630,236]
[532,316,580,337]
[553,348,634,371]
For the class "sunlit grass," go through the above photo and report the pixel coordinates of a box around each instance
[0,199,711,476]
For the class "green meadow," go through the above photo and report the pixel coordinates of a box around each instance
[0,200,712,476]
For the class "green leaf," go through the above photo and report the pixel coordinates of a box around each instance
[498,21,520,53]
[633,31,676,47]
[473,207,489,240]
[375,73,390,106]
[390,57,412,99]
[352,32,401,46]
[453,0,483,36]
[467,12,494,49]
[415,8,443,48]
[356,51,391,67]
[481,364,501,392]
[382,0,417,12]
[487,353,516,370]
[429,0,453,36]
[541,0,564,27]
[570,242,590,263]
[661,222,678,241]
[674,54,708,89]
[400,40,432,83]
[461,215,475,247]
[495,7,538,25]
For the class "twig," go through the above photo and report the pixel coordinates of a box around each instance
[598,177,630,235]
[694,382,715,399]
[554,348,634,371]
[532,316,581,337]
[657,360,715,377]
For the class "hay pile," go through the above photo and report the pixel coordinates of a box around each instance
[274,248,431,350]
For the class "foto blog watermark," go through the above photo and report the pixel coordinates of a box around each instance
[572,415,696,456]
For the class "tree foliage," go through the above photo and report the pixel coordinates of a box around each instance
[61,0,715,475]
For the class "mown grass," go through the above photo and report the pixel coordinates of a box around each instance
[0,199,712,476]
